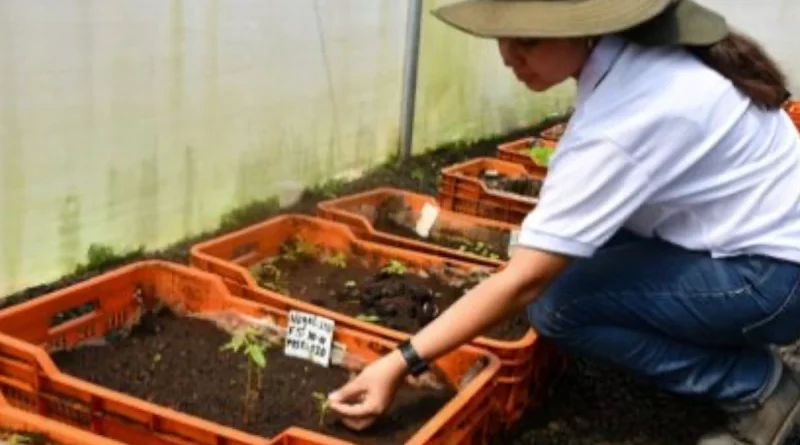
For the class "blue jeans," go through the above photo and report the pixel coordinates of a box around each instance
[527,230,800,411]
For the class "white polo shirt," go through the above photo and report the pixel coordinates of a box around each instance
[517,36,800,263]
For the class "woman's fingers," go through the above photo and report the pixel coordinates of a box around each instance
[340,415,378,431]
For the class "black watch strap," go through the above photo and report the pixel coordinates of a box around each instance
[398,339,429,377]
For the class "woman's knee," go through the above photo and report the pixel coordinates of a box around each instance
[526,287,572,339]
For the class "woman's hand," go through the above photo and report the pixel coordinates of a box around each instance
[328,350,408,430]
[329,248,569,431]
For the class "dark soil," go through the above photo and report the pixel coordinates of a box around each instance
[371,195,511,261]
[495,358,728,445]
[481,170,542,199]
[52,310,455,445]
[252,239,530,341]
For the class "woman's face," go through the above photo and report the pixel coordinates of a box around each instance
[498,38,591,91]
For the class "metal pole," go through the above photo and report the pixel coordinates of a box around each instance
[399,0,424,163]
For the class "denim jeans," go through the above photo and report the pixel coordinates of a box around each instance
[527,230,800,411]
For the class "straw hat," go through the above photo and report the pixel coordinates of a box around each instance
[432,0,729,46]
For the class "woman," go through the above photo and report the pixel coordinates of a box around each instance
[329,1,800,444]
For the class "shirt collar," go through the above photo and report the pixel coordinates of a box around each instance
[575,36,627,106]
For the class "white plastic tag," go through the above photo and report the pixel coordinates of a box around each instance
[284,310,335,367]
[415,203,440,238]
[507,229,520,256]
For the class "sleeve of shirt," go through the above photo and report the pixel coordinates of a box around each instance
[515,136,655,258]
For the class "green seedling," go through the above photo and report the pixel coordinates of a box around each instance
[344,280,357,288]
[282,237,317,261]
[382,259,407,276]
[530,146,554,167]
[257,262,288,294]
[3,433,44,445]
[323,251,348,269]
[221,327,271,425]
[312,392,331,426]
[356,314,382,323]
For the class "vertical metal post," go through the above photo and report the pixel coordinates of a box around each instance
[399,0,424,162]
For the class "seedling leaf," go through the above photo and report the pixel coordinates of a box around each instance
[529,146,553,167]
[247,344,267,368]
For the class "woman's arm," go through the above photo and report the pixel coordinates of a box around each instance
[328,247,571,430]
[410,247,570,362]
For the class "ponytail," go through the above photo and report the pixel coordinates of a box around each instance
[686,32,791,110]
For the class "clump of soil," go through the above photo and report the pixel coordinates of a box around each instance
[52,310,455,445]
[480,170,542,198]
[369,196,511,261]
[253,238,530,341]
[0,432,49,445]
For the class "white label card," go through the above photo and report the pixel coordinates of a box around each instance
[508,229,520,256]
[284,310,335,367]
[415,203,440,238]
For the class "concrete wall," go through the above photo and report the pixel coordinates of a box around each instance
[0,0,572,295]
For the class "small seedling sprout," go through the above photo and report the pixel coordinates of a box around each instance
[382,259,407,275]
[356,314,382,323]
[344,280,357,288]
[6,434,34,445]
[257,261,288,294]
[282,237,317,261]
[323,251,348,268]
[312,392,331,426]
[220,327,271,425]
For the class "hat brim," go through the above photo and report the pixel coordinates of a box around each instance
[432,0,672,39]
[622,0,729,46]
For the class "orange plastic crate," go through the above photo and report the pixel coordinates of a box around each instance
[1,393,125,445]
[786,100,800,131]
[496,137,557,176]
[538,122,566,142]
[190,215,564,428]
[0,261,502,445]
[438,158,542,225]
[316,187,518,268]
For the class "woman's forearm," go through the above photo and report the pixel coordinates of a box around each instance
[405,249,570,364]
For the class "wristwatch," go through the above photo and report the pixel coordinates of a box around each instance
[398,339,429,377]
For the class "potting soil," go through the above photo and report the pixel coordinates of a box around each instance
[52,310,454,445]
[480,171,542,198]
[252,240,530,340]
[371,196,511,261]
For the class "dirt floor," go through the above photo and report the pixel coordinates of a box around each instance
[6,116,800,444]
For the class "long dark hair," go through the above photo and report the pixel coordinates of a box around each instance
[686,32,791,110]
